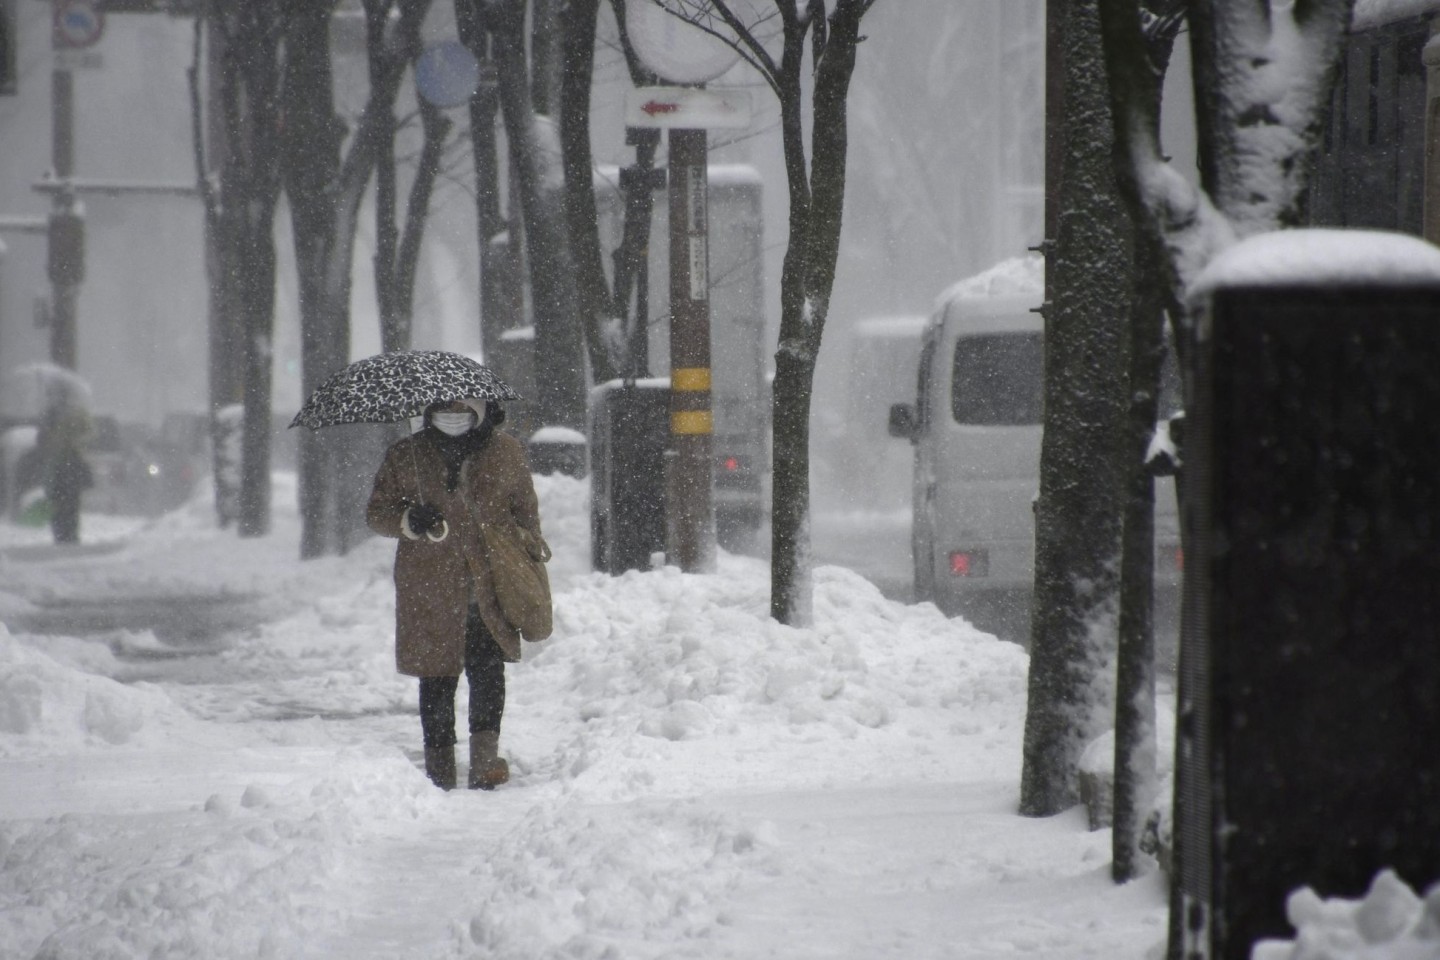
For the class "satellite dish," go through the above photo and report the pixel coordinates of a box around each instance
[624,0,756,86]
[415,41,481,109]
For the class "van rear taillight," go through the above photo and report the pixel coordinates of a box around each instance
[949,549,989,577]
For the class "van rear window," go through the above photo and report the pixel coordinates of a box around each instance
[951,333,1044,425]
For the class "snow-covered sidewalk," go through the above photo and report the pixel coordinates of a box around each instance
[0,473,1171,959]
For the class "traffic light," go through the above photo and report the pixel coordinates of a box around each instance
[1,0,16,96]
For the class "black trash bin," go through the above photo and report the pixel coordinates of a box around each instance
[590,380,668,574]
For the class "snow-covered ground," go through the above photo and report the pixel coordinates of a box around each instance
[0,469,1402,959]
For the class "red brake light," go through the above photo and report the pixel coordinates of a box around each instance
[724,456,740,472]
[948,549,988,577]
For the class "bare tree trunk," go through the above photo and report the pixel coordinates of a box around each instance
[531,0,563,114]
[391,100,453,344]
[188,9,242,528]
[454,0,515,357]
[282,0,347,560]
[373,51,400,352]
[235,199,280,539]
[204,1,285,540]
[1020,0,1131,817]
[375,90,451,353]
[1112,255,1166,880]
[769,1,870,625]
[1102,0,1184,884]
[491,0,587,431]
[561,0,620,385]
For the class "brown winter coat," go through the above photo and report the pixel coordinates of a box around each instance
[366,428,542,676]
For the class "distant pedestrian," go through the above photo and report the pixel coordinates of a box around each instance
[39,402,93,545]
[366,398,544,791]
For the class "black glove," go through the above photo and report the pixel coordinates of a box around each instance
[407,503,445,537]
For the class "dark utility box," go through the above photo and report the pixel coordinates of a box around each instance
[1173,281,1440,959]
[589,380,668,574]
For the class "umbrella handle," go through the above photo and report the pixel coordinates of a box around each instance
[409,435,423,502]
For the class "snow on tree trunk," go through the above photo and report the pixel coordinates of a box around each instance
[1190,0,1354,235]
[1020,0,1131,817]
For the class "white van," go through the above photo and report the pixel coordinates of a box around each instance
[888,257,1181,644]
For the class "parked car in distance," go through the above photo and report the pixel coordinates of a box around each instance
[86,413,209,517]
[887,256,1182,652]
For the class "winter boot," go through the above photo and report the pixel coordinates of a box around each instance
[424,744,457,791]
[468,731,510,790]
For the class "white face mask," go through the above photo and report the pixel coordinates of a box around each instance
[432,411,476,436]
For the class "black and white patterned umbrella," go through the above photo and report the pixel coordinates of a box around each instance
[289,350,521,430]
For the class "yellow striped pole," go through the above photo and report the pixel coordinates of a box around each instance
[666,129,716,573]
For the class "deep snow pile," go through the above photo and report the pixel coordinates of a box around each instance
[1254,870,1440,960]
[0,471,1172,959]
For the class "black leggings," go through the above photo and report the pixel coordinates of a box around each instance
[417,607,506,748]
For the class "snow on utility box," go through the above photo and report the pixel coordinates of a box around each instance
[1172,229,1440,960]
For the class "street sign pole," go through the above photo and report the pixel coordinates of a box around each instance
[618,0,755,574]
[666,127,715,573]
[48,60,80,370]
[623,87,750,574]
[47,0,103,370]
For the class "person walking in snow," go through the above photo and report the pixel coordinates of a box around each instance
[366,398,543,791]
[39,400,94,545]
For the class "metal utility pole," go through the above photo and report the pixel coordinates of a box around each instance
[37,1,193,372]
[665,127,715,573]
[617,4,754,573]
[48,59,82,369]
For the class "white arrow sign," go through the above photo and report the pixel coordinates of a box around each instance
[624,87,753,130]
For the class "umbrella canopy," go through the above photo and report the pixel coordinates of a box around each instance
[289,351,521,430]
[2,362,93,421]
